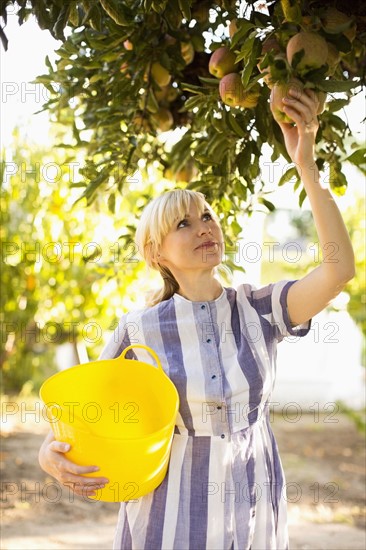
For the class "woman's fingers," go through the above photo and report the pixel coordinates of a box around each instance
[48,440,71,453]
[39,433,109,498]
[48,440,103,474]
[296,86,318,109]
[59,472,109,495]
[282,103,311,126]
[56,463,109,497]
[55,455,109,483]
[41,438,109,497]
[282,88,319,130]
[283,95,313,120]
[288,86,317,108]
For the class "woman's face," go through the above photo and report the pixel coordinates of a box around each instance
[156,201,224,274]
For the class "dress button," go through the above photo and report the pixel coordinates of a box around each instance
[201,304,206,310]
[211,374,216,380]
[221,434,225,439]
[217,406,222,410]
[206,338,211,343]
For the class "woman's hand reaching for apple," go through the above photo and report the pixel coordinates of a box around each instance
[272,86,319,169]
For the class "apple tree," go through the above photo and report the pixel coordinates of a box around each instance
[1,0,365,250]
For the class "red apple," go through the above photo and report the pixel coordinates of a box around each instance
[209,46,239,79]
[219,73,260,108]
[286,31,328,74]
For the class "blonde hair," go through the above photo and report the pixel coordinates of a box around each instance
[135,189,223,307]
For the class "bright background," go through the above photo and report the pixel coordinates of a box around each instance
[1,13,365,408]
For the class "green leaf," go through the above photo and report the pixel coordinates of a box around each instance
[326,33,352,54]
[231,177,245,198]
[178,0,191,20]
[253,12,270,28]
[245,72,267,91]
[258,197,275,211]
[211,115,225,134]
[299,187,307,207]
[324,113,346,132]
[321,126,346,153]
[329,168,348,196]
[108,193,116,213]
[327,98,350,112]
[206,133,229,157]
[44,55,54,71]
[89,73,107,84]
[237,146,252,178]
[52,3,71,40]
[88,6,103,32]
[181,82,205,94]
[182,95,206,111]
[345,148,366,167]
[316,79,359,93]
[198,77,220,86]
[230,21,255,48]
[241,39,262,89]
[99,0,130,25]
[290,49,304,70]
[227,112,247,138]
[144,0,154,10]
[278,166,299,186]
[74,170,109,205]
[235,36,255,64]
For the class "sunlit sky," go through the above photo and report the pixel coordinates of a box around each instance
[1,12,364,225]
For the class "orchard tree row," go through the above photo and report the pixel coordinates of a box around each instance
[1,0,365,249]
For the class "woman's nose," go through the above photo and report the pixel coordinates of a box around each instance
[198,221,212,234]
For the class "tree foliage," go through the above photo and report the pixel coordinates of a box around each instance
[1,0,365,242]
[0,131,153,392]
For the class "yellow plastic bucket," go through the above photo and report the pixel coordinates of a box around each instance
[39,344,179,502]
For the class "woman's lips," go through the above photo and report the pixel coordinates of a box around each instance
[195,241,217,249]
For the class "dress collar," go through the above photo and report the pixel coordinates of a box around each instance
[172,287,227,304]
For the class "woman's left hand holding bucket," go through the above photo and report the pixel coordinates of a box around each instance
[38,431,109,498]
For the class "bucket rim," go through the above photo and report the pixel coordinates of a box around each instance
[50,397,179,442]
[39,356,175,393]
[39,347,180,441]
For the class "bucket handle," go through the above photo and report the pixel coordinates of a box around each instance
[119,344,163,372]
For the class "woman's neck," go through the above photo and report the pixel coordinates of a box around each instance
[176,278,223,302]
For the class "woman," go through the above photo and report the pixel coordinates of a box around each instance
[39,88,355,549]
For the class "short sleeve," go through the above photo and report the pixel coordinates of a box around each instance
[267,279,312,341]
[243,279,311,343]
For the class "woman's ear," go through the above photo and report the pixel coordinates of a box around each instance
[156,251,167,268]
[150,243,161,263]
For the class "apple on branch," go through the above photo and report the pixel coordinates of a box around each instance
[181,41,195,65]
[219,74,260,108]
[151,62,171,87]
[270,77,327,124]
[209,46,239,79]
[320,7,356,42]
[286,31,328,75]
[151,107,174,132]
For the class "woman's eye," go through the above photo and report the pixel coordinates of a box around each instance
[177,219,187,228]
[203,213,212,221]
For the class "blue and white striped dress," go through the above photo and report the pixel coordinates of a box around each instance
[100,279,311,550]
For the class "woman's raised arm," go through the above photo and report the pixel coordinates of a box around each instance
[272,87,355,326]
